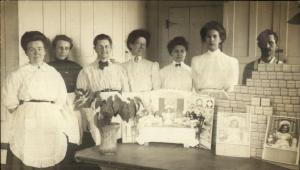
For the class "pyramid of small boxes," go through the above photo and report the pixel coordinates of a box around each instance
[248,64,300,118]
[215,64,300,158]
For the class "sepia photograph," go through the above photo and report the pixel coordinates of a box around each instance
[216,112,250,157]
[262,116,300,165]
[1,0,300,170]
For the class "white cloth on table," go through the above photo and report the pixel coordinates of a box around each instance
[160,61,193,91]
[2,63,68,168]
[122,56,161,92]
[191,49,239,92]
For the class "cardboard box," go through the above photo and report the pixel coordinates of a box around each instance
[291,65,300,73]
[255,87,264,95]
[251,97,261,106]
[270,80,279,88]
[261,98,270,107]
[296,81,300,88]
[294,105,300,112]
[267,72,277,80]
[263,88,272,95]
[280,88,288,96]
[291,97,300,104]
[266,64,275,72]
[282,96,291,104]
[284,104,294,112]
[246,79,254,86]
[235,93,243,101]
[283,64,292,72]
[252,71,260,79]
[254,79,262,87]
[259,72,268,80]
[287,80,296,88]
[255,107,264,115]
[241,86,249,94]
[278,80,287,88]
[271,87,280,96]
[228,93,236,100]
[274,96,283,104]
[288,89,297,96]
[248,106,255,113]
[258,64,266,72]
[276,104,285,111]
[243,94,251,102]
[293,73,300,80]
[248,87,256,94]
[263,107,273,115]
[284,72,293,80]
[261,80,270,87]
[234,85,241,93]
[276,72,284,80]
[274,65,283,72]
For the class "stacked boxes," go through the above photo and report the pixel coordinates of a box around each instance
[248,97,273,158]
[245,64,300,118]
[215,64,300,158]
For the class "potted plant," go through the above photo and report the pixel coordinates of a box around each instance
[74,89,143,154]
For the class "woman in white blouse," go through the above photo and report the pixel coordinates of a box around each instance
[191,21,239,92]
[2,31,68,169]
[160,36,193,91]
[122,29,161,92]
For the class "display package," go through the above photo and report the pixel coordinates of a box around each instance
[262,116,300,165]
[216,112,251,157]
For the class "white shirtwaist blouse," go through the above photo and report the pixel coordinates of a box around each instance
[2,63,68,168]
[160,61,193,91]
[76,59,129,92]
[122,56,161,92]
[191,49,239,92]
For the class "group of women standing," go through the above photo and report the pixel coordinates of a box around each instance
[2,20,239,170]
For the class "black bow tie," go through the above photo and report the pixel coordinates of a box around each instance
[175,63,181,67]
[99,61,109,70]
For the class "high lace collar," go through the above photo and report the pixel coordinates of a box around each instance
[207,48,221,55]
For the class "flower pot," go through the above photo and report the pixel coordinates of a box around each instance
[98,123,120,155]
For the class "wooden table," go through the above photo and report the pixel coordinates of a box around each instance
[75,143,289,170]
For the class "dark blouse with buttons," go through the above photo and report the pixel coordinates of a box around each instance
[49,59,82,93]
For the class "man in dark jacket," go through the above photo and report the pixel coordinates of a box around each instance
[242,29,283,84]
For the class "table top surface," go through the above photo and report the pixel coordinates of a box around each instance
[75,143,291,170]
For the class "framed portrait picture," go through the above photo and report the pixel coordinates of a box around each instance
[216,112,251,157]
[262,116,300,165]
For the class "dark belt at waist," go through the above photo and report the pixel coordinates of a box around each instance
[100,89,121,93]
[20,100,55,105]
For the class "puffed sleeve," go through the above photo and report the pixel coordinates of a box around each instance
[2,71,21,110]
[151,62,161,90]
[226,58,239,92]
[120,66,129,92]
[76,69,89,91]
[54,71,67,108]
